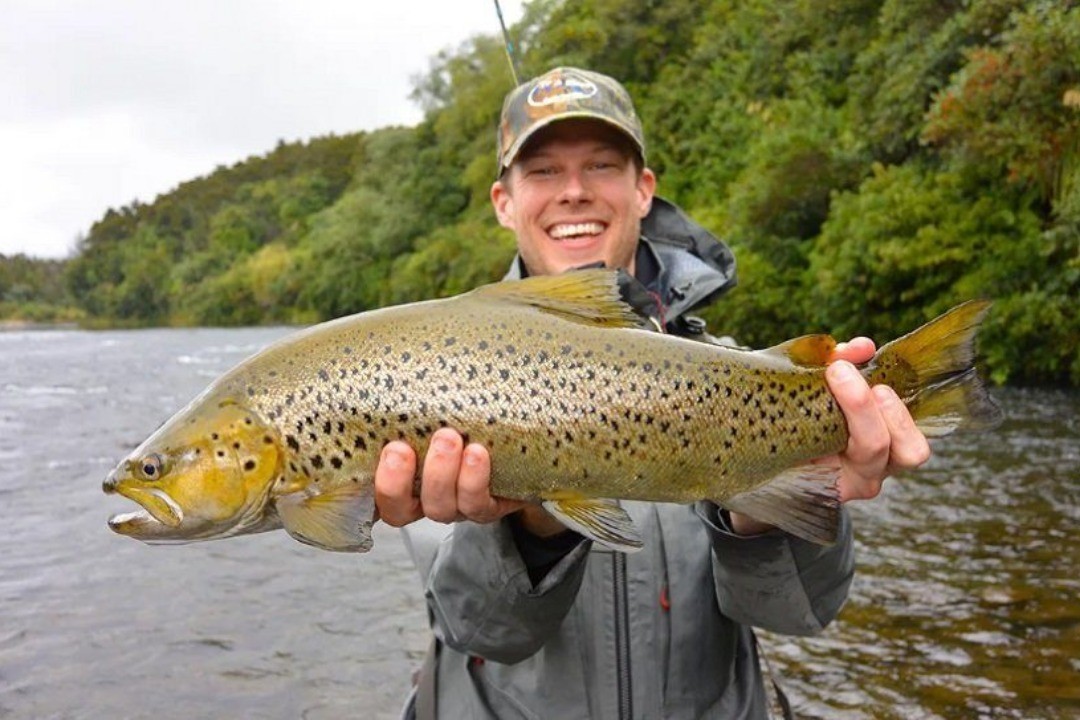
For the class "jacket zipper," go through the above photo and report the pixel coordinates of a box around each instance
[613,552,632,719]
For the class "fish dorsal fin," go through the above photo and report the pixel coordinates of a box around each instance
[276,481,376,553]
[472,269,645,329]
[542,493,643,552]
[720,463,842,545]
[758,334,837,367]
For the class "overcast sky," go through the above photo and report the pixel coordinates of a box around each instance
[1,0,526,259]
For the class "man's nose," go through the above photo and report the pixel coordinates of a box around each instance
[557,170,592,203]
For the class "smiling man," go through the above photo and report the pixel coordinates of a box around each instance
[382,67,930,720]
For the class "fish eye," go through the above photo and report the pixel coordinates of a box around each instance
[139,453,164,480]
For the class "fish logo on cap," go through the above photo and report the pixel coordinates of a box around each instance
[527,72,599,107]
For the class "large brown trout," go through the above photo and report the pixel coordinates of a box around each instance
[103,270,1001,551]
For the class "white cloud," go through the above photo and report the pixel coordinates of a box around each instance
[0,0,525,258]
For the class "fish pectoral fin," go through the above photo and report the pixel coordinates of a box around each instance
[472,269,646,329]
[757,334,837,367]
[542,495,643,553]
[721,463,842,545]
[277,482,376,553]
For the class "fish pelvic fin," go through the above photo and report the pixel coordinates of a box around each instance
[472,269,646,329]
[721,463,842,545]
[542,495,643,553]
[276,481,376,553]
[867,300,1003,437]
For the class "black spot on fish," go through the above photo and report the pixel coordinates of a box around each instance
[330,457,343,469]
[444,337,457,347]
[216,450,225,458]
[311,455,324,469]
[211,433,220,441]
[319,370,330,381]
[244,460,256,471]
[232,442,240,449]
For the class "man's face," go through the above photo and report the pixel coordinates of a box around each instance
[491,119,656,277]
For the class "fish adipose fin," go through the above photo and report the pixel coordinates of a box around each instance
[759,334,837,367]
[473,269,647,329]
[542,495,644,552]
[276,482,376,553]
[867,300,1003,437]
[721,463,842,545]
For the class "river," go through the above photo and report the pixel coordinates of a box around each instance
[0,328,1076,719]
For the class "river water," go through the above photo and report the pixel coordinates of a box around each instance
[0,328,1076,719]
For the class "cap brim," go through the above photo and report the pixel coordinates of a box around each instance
[500,111,645,171]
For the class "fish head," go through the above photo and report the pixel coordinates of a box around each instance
[104,398,283,543]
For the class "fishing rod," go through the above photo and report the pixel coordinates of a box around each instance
[492,0,521,85]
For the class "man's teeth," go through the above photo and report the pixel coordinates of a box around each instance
[550,222,604,239]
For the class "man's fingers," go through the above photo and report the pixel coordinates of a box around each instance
[420,429,464,523]
[827,360,890,501]
[456,443,529,522]
[831,337,875,364]
[873,385,931,472]
[374,441,420,527]
[456,443,499,522]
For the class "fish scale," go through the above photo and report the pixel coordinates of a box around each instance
[103,270,1002,552]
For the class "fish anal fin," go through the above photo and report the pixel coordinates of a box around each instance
[471,269,645,329]
[277,481,376,553]
[542,493,643,553]
[721,463,842,545]
[759,334,837,367]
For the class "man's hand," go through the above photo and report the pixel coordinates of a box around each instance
[824,337,931,501]
[375,428,529,528]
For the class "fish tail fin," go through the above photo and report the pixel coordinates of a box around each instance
[867,300,1003,438]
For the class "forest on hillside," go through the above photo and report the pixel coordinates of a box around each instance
[4,0,1078,386]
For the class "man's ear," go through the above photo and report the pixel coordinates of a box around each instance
[637,168,657,218]
[491,180,515,230]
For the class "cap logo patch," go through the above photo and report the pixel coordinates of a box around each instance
[528,74,598,108]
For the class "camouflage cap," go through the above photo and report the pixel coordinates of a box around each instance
[496,67,645,174]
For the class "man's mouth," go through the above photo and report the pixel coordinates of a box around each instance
[548,222,606,240]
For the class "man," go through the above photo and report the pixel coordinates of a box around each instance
[380,67,930,719]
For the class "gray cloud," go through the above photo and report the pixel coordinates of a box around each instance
[1,0,525,258]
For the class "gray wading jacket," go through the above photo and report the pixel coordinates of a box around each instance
[400,200,855,719]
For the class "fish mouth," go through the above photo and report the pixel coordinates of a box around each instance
[104,480,185,530]
[108,509,162,537]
